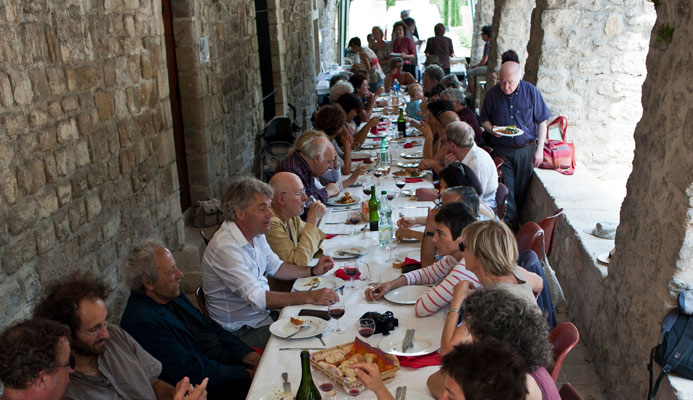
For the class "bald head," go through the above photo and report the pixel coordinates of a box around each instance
[439,111,460,127]
[269,172,302,199]
[499,62,522,95]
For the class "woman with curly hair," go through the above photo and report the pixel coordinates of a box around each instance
[429,286,559,399]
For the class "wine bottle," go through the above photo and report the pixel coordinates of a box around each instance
[397,108,406,137]
[368,185,380,231]
[295,350,321,400]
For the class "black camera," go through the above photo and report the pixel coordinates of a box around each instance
[360,311,398,335]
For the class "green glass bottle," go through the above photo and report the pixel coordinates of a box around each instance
[368,185,380,231]
[397,107,406,137]
[295,350,321,400]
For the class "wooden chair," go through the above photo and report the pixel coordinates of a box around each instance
[195,285,209,318]
[559,383,584,400]
[492,156,504,182]
[549,322,580,381]
[495,182,509,220]
[538,208,564,257]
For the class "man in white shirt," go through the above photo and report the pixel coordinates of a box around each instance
[444,121,498,208]
[202,176,338,348]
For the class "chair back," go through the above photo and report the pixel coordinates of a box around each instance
[493,156,504,183]
[538,208,564,257]
[495,182,509,220]
[200,230,210,245]
[558,383,584,400]
[516,222,544,254]
[196,285,210,318]
[549,322,580,381]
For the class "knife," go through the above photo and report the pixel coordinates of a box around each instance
[401,386,408,399]
[282,372,291,393]
[395,386,403,400]
[338,250,362,257]
[402,329,415,353]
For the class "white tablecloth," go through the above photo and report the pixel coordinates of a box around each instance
[246,141,442,400]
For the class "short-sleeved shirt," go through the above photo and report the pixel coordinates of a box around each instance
[276,152,328,204]
[461,144,499,208]
[63,325,161,400]
[202,221,284,331]
[392,37,416,65]
[480,80,551,147]
[425,36,454,69]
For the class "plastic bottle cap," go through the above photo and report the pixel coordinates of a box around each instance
[381,191,387,195]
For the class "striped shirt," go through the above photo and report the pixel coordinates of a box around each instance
[403,256,481,317]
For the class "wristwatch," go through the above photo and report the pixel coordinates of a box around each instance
[424,231,434,237]
[310,266,316,276]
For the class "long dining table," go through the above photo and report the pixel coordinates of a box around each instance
[246,119,446,399]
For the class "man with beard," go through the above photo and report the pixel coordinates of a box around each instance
[33,273,207,400]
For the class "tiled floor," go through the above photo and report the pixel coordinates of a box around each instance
[555,311,608,400]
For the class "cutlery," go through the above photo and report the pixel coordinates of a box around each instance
[402,329,415,353]
[395,386,403,400]
[316,333,326,346]
[279,347,326,350]
[338,250,362,257]
[401,386,408,399]
[282,372,291,393]
[285,325,309,339]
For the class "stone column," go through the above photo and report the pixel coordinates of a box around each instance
[488,0,535,74]
[470,0,494,64]
[319,0,339,65]
[529,0,654,185]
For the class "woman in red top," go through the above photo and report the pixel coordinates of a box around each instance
[383,57,416,92]
[391,21,416,76]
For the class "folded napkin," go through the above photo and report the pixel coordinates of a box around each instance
[404,257,420,265]
[396,351,441,368]
[352,158,369,162]
[403,142,413,149]
[335,267,361,280]
[404,178,423,183]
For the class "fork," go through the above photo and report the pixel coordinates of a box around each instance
[285,325,309,339]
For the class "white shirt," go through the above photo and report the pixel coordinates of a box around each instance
[462,144,499,208]
[202,221,284,331]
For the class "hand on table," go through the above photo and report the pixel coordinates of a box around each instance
[313,255,335,275]
[352,164,368,177]
[364,281,393,302]
[416,188,438,201]
[306,201,327,225]
[397,216,415,228]
[395,227,422,241]
[374,86,385,97]
[242,351,261,369]
[174,377,208,400]
[308,288,339,305]
[326,183,340,197]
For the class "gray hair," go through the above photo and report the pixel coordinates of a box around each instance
[300,135,331,161]
[221,176,274,222]
[122,240,165,295]
[330,81,354,102]
[443,186,480,218]
[441,88,465,104]
[446,121,475,147]
[440,74,462,89]
[424,64,445,82]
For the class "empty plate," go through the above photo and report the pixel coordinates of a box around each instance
[384,285,431,305]
[293,276,345,292]
[378,330,439,356]
[269,316,328,339]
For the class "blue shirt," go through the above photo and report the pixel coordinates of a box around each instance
[405,99,422,121]
[480,80,550,147]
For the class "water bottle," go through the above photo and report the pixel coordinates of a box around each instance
[378,191,393,248]
[379,137,388,165]
[394,78,400,92]
[295,350,321,400]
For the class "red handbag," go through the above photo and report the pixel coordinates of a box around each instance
[539,116,575,175]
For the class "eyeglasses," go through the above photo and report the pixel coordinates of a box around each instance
[56,356,76,370]
[283,189,306,198]
[80,321,108,337]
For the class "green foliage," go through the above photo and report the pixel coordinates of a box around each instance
[385,0,397,10]
[655,24,674,43]
[458,32,472,50]
[429,0,463,27]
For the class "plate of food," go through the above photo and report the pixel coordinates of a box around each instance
[327,192,359,206]
[269,316,328,339]
[322,244,368,259]
[493,125,524,137]
[256,386,294,400]
[404,140,422,147]
[384,285,431,305]
[397,162,420,169]
[392,170,425,179]
[293,276,346,292]
[378,330,439,357]
[360,143,380,150]
[400,151,423,159]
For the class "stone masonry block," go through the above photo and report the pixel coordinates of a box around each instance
[102,211,121,240]
[35,218,57,255]
[2,233,37,276]
[68,199,86,232]
[17,159,46,195]
[56,182,72,207]
[94,90,115,121]
[57,118,79,144]
[9,70,33,105]
[17,266,40,303]
[71,170,89,199]
[61,95,79,113]
[36,188,59,219]
[78,224,102,258]
[85,191,102,221]
[74,141,91,167]
[76,65,99,91]
[0,279,23,324]
[0,172,18,205]
[7,199,38,235]
[0,71,13,107]
[46,66,67,96]
[0,141,13,172]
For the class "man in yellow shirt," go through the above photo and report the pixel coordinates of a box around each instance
[267,172,328,291]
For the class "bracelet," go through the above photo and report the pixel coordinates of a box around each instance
[310,266,316,276]
[447,308,460,314]
[424,231,434,237]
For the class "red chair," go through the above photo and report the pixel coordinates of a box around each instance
[549,322,580,381]
[559,383,584,400]
[516,222,544,254]
[493,157,504,183]
[196,285,209,318]
[495,182,509,220]
[538,208,564,257]
[482,145,493,155]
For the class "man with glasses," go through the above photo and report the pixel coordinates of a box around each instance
[33,273,207,399]
[266,172,328,291]
[0,318,73,400]
[480,61,550,230]
[202,176,338,348]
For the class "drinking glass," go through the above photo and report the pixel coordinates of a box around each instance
[365,268,382,304]
[343,378,365,396]
[395,178,406,196]
[348,211,361,235]
[357,318,376,339]
[342,262,361,290]
[362,180,372,197]
[328,299,345,334]
[313,367,337,399]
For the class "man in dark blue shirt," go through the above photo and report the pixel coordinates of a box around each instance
[480,61,550,229]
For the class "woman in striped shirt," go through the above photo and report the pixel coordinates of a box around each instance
[365,203,480,317]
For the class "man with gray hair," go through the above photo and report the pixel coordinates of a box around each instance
[120,241,260,399]
[441,88,483,144]
[423,64,445,95]
[201,176,338,348]
[276,134,339,207]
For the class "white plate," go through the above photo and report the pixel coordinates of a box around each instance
[403,140,423,147]
[322,244,368,259]
[400,189,417,197]
[384,285,431,305]
[378,330,440,356]
[493,126,524,137]
[269,316,328,339]
[293,276,345,291]
[393,171,425,179]
[256,386,294,400]
[327,194,360,207]
[360,143,380,150]
[397,162,420,168]
[400,151,423,159]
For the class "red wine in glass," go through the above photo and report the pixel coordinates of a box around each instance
[329,308,345,319]
[349,215,361,225]
[359,327,375,338]
[349,389,361,395]
[387,193,395,201]
[373,170,383,178]
[319,383,334,392]
[344,267,359,279]
[396,181,406,189]
[363,187,372,196]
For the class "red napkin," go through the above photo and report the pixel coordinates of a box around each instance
[396,351,442,368]
[405,178,423,183]
[404,257,420,265]
[324,234,339,239]
[351,158,369,162]
[403,142,413,149]
[335,268,361,280]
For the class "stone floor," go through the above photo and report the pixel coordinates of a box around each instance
[555,311,608,400]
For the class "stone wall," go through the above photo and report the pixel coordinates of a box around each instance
[487,0,534,74]
[470,0,494,64]
[530,0,655,185]
[319,0,339,65]
[170,0,264,203]
[0,0,183,326]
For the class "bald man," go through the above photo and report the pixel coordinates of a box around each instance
[480,61,550,230]
[266,172,327,291]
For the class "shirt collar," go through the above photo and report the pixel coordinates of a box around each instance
[223,220,252,248]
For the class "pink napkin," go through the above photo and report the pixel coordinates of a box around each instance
[396,351,442,368]
[335,268,361,280]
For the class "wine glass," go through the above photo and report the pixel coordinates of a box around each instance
[395,178,406,196]
[365,268,382,304]
[343,378,365,397]
[362,180,372,197]
[328,299,345,334]
[313,367,337,399]
[348,211,361,235]
[343,262,360,290]
[373,168,383,178]
[358,318,376,340]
